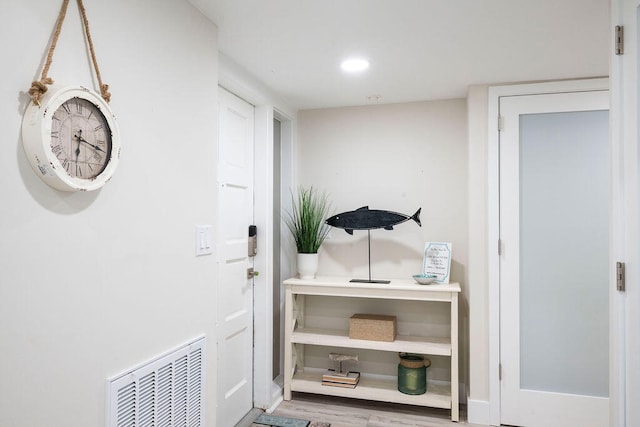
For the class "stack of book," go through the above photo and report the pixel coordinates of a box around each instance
[321,369,360,388]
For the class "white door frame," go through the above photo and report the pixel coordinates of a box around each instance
[218,54,297,412]
[487,78,622,426]
[611,1,640,426]
[253,104,296,410]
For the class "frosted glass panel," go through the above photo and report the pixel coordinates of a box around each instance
[519,110,609,397]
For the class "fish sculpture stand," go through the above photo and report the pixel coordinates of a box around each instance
[325,206,422,284]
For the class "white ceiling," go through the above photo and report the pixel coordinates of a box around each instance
[189,0,610,110]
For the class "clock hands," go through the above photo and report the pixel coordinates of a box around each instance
[72,129,105,178]
[74,129,107,153]
[75,131,81,176]
[79,137,107,153]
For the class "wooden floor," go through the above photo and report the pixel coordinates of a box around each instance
[249,393,487,427]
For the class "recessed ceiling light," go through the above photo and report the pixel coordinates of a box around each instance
[341,58,370,73]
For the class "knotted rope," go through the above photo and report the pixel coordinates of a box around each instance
[28,0,111,105]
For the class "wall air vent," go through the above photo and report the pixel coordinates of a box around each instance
[106,336,206,427]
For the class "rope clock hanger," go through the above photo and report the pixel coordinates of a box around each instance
[22,0,121,192]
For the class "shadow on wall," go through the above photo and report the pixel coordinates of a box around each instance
[457,275,470,404]
[16,131,100,213]
[450,260,465,286]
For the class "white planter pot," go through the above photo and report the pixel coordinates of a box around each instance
[297,253,319,280]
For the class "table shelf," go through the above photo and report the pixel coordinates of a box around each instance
[291,369,451,409]
[291,328,451,356]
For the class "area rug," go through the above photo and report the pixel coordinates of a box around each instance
[254,414,330,427]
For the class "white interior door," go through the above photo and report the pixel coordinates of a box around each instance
[499,90,610,427]
[216,87,255,426]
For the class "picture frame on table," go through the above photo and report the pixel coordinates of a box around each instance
[422,242,452,284]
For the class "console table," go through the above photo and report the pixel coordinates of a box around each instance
[283,276,461,422]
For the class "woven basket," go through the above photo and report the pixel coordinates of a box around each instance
[349,313,397,342]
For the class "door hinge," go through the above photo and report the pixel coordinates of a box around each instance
[498,115,504,131]
[498,239,502,256]
[616,261,625,291]
[499,363,502,381]
[616,25,624,55]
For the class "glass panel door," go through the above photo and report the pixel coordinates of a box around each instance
[519,110,609,397]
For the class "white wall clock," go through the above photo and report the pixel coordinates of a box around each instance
[22,86,120,192]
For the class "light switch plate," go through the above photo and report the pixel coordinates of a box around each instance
[195,225,213,256]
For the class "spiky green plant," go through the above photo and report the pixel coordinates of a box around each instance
[283,186,332,254]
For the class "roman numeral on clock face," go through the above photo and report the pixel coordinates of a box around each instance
[53,96,113,180]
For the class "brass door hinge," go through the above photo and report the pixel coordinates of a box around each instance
[616,25,624,55]
[616,261,625,291]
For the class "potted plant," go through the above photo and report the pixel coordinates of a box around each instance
[284,186,332,279]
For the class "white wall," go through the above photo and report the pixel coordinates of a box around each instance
[296,100,468,384]
[298,100,467,279]
[0,1,219,426]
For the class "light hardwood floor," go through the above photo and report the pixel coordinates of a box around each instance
[249,393,487,427]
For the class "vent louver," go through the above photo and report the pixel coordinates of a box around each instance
[107,337,206,427]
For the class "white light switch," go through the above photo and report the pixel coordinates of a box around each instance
[196,225,213,256]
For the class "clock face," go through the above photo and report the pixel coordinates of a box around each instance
[50,97,113,180]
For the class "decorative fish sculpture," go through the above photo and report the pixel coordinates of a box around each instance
[325,206,421,235]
